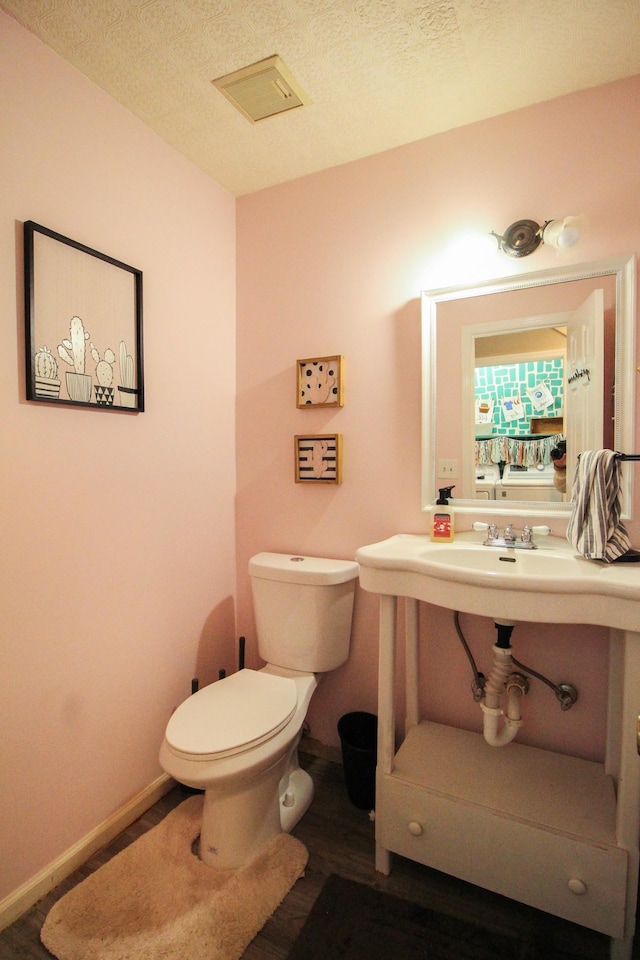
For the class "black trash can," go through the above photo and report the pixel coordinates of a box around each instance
[337,712,378,810]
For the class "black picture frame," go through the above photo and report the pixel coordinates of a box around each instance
[24,221,144,411]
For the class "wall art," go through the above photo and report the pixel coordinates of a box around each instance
[24,221,144,411]
[294,434,342,484]
[296,355,344,407]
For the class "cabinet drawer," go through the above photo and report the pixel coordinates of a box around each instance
[378,775,627,938]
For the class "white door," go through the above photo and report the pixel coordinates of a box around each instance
[564,289,604,494]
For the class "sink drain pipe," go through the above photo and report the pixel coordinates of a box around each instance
[481,620,528,747]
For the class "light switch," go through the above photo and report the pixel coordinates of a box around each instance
[438,459,458,478]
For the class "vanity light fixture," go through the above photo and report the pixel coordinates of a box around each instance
[490,216,588,258]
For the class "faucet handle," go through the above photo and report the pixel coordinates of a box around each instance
[521,524,552,543]
[473,521,497,540]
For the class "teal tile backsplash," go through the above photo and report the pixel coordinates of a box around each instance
[475,359,564,436]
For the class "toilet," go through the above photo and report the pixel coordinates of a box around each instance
[159,552,359,870]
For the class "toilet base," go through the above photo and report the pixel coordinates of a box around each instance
[199,754,287,869]
[197,746,315,870]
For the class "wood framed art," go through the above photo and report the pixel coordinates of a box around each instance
[24,221,144,411]
[295,434,342,484]
[297,355,344,408]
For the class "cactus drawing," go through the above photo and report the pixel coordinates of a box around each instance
[119,340,134,387]
[34,345,61,399]
[58,316,90,374]
[91,343,116,406]
[91,344,115,388]
[58,316,92,402]
[117,340,137,407]
[35,346,58,380]
[309,439,329,478]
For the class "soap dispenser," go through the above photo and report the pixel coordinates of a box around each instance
[430,485,455,542]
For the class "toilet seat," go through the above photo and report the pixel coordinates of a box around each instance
[164,669,298,761]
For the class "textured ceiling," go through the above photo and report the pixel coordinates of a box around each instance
[3,0,640,196]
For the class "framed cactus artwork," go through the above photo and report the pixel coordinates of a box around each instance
[294,434,342,484]
[23,221,144,411]
[296,355,344,408]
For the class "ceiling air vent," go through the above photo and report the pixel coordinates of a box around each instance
[212,55,310,123]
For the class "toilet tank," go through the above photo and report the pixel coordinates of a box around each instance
[248,553,359,672]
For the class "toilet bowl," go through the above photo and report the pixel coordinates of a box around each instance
[159,552,358,870]
[160,666,317,868]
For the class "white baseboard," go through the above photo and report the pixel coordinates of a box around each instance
[0,773,174,932]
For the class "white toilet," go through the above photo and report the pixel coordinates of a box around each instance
[159,552,359,870]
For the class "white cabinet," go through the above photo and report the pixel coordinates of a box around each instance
[372,594,640,960]
[378,722,626,936]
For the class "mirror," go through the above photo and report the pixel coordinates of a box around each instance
[422,255,636,518]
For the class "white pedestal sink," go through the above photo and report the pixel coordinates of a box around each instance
[356,531,640,960]
[356,531,640,629]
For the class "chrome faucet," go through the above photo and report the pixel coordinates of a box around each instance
[473,522,551,549]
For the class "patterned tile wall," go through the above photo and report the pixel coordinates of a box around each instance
[475,359,564,437]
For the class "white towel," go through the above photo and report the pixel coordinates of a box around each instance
[567,450,631,562]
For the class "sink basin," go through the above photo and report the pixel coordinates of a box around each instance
[418,541,603,581]
[355,532,640,628]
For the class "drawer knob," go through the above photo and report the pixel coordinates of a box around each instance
[407,821,423,836]
[568,878,587,896]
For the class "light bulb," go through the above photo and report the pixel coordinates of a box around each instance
[557,226,580,248]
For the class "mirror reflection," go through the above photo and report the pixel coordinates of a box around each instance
[422,256,636,518]
[474,325,568,503]
[469,284,608,504]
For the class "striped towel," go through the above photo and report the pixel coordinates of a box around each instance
[567,450,631,562]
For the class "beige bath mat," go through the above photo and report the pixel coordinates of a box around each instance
[41,794,308,960]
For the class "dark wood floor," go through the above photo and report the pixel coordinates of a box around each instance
[0,751,635,960]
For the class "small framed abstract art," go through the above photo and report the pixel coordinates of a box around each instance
[297,355,344,408]
[23,220,144,411]
[295,434,342,484]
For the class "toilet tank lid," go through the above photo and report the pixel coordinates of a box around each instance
[249,553,359,585]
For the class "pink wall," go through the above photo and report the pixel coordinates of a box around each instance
[236,76,640,761]
[3,4,640,917]
[0,12,236,905]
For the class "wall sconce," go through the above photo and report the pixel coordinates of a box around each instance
[490,215,588,257]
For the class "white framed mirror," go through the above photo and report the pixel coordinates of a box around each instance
[422,255,636,518]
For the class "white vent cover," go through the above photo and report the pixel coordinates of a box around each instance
[212,55,310,123]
